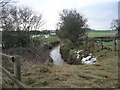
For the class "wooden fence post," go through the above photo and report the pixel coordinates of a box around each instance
[13,55,21,88]
[1,53,28,89]
[100,39,103,50]
[113,39,117,51]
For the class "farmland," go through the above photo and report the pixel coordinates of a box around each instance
[88,30,117,37]
[1,0,119,88]
[32,35,60,43]
[3,30,119,88]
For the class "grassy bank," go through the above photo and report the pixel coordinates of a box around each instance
[18,49,118,88]
[3,47,118,88]
[2,31,119,88]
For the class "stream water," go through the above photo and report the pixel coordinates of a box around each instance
[50,46,65,66]
[50,45,97,65]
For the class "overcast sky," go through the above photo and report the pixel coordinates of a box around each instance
[17,0,119,30]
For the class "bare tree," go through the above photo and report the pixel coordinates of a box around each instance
[111,19,120,30]
[30,14,44,31]
[111,19,120,36]
[0,2,44,48]
[0,5,44,31]
[0,0,11,7]
[0,5,12,31]
[16,7,44,31]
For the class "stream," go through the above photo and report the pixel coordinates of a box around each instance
[50,45,65,66]
[50,45,97,65]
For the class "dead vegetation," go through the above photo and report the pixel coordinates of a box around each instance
[18,49,118,88]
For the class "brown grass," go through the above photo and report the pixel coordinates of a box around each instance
[3,49,118,88]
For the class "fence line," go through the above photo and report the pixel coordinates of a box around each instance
[0,53,28,89]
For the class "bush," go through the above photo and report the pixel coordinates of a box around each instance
[2,31,31,49]
[57,9,88,44]
[60,40,74,61]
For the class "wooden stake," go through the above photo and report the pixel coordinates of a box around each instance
[14,55,21,88]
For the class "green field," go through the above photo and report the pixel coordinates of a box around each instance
[32,35,60,43]
[88,30,117,37]
[45,36,60,43]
